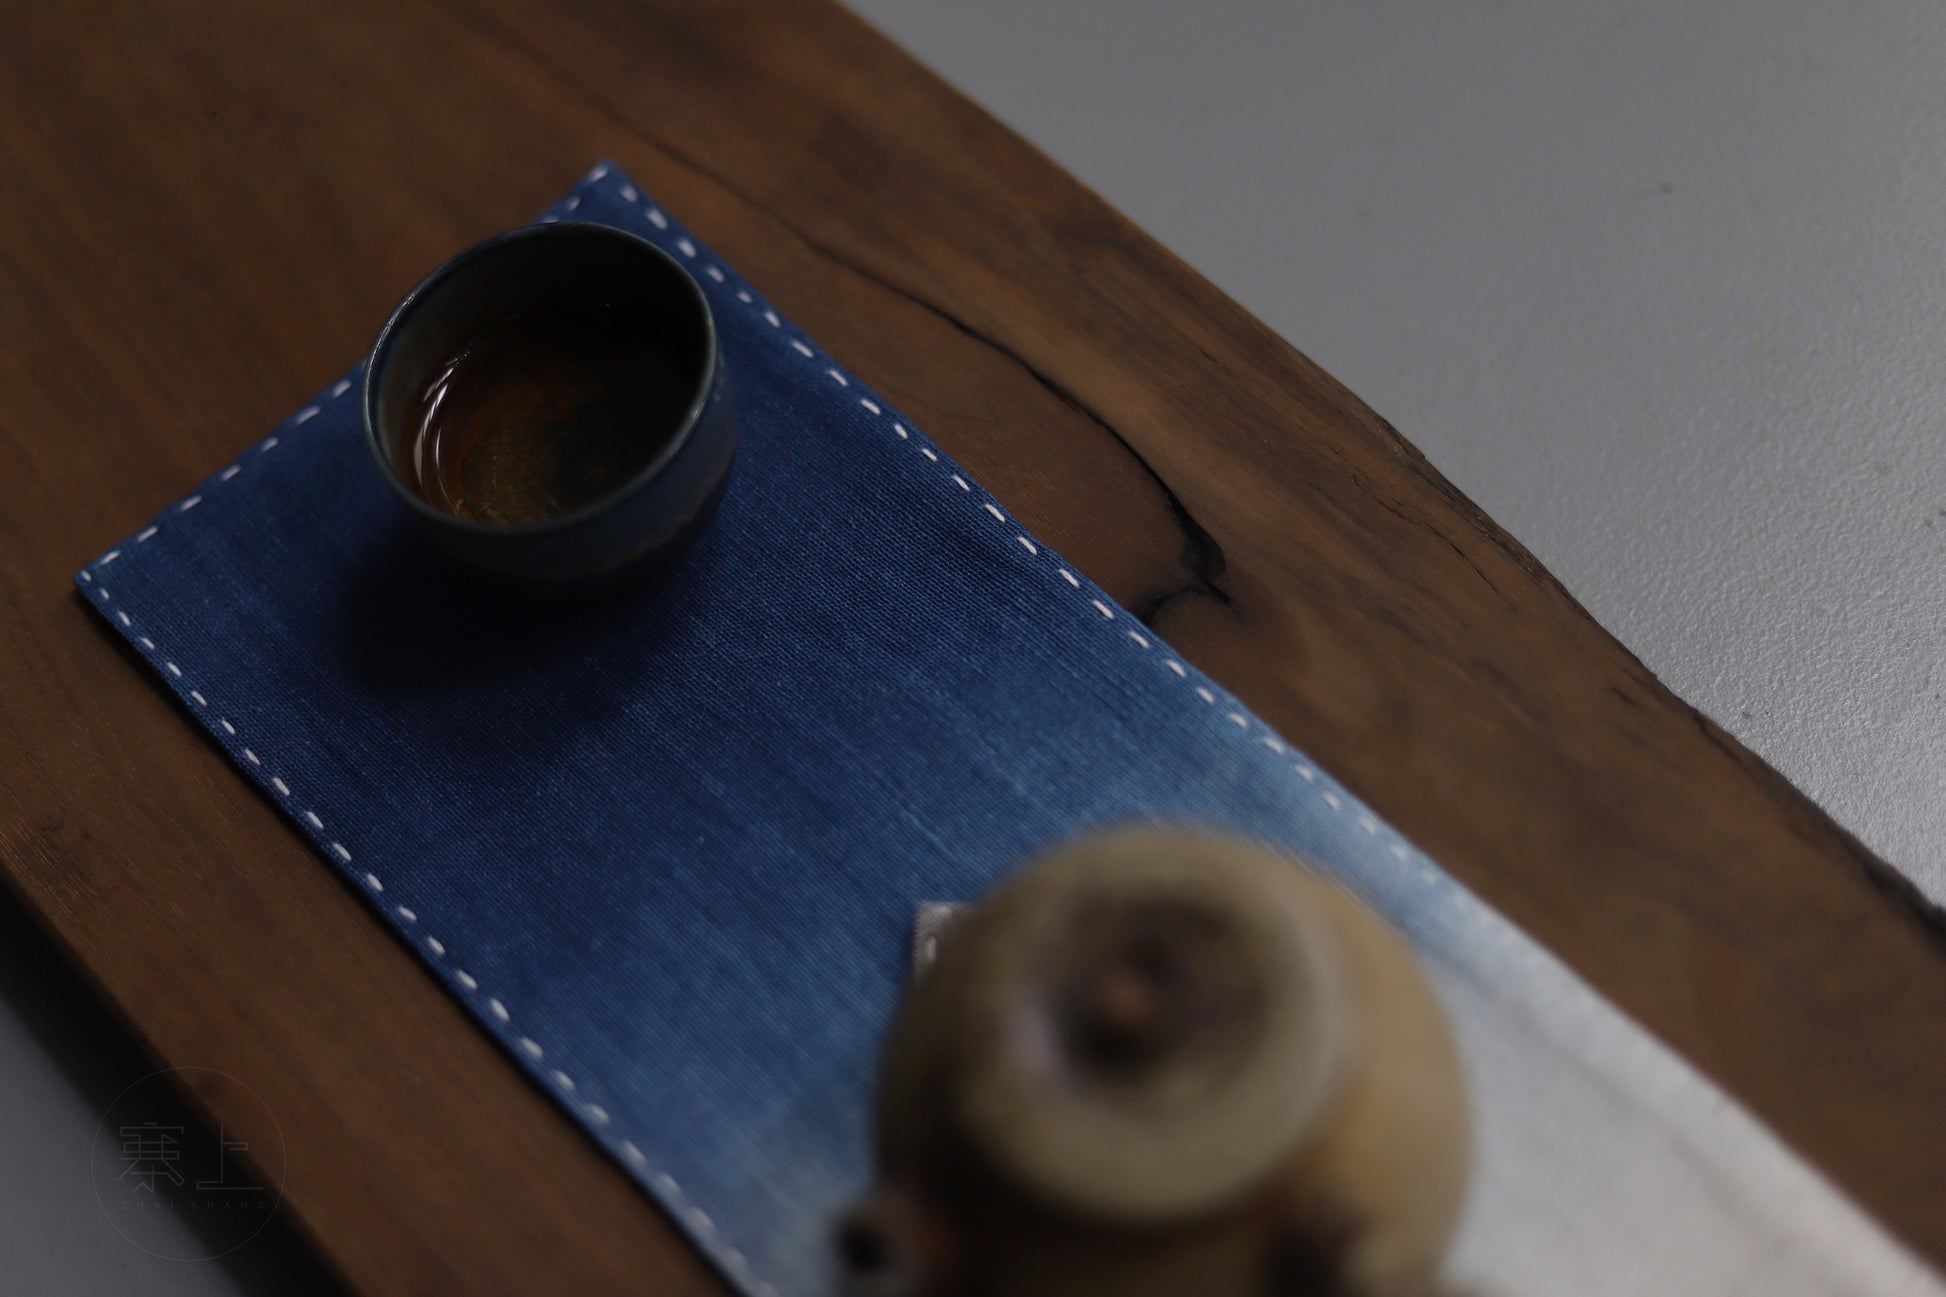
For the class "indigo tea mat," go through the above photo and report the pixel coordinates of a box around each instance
[77,166,1938,1297]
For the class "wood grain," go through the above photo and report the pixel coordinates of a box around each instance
[0,0,1939,1291]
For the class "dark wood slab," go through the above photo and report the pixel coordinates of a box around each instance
[1,0,1939,1291]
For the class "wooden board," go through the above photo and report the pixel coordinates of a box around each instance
[0,0,1940,1290]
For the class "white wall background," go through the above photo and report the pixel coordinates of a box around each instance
[846,0,1946,902]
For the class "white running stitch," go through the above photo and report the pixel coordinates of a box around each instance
[87,174,1410,1297]
[294,406,319,424]
[608,172,1341,1288]
[138,527,158,541]
[89,620,645,1269]
[643,181,1345,871]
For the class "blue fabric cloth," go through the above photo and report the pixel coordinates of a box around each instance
[78,167,1934,1297]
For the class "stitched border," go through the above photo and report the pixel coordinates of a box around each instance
[563,164,1424,872]
[77,161,1433,1296]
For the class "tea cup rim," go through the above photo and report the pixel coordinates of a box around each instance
[360,220,721,540]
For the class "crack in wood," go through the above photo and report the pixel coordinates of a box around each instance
[448,0,1233,628]
[789,244,1234,627]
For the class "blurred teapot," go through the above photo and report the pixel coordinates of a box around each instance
[839,827,1469,1297]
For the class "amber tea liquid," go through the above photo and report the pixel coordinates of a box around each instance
[396,303,691,525]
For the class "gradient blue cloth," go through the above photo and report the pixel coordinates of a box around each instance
[77,166,1937,1297]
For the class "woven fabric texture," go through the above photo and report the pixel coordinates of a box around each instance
[75,166,1938,1297]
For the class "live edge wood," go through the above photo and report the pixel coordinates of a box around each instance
[0,0,1939,1292]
